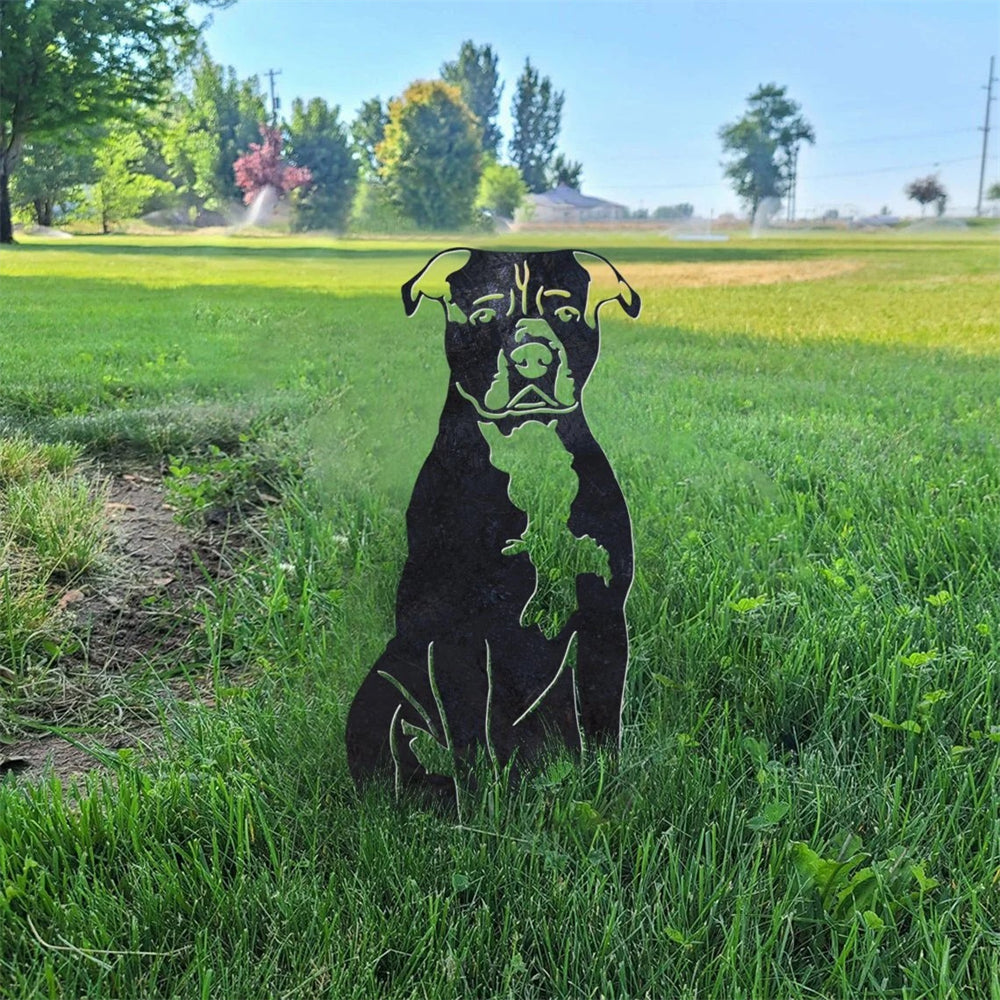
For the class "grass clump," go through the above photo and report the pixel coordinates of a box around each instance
[0,568,56,669]
[0,435,109,679]
[4,474,110,579]
[0,434,81,483]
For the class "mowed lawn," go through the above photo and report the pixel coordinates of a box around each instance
[0,230,998,999]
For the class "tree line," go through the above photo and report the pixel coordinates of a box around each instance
[0,2,589,241]
[5,2,973,242]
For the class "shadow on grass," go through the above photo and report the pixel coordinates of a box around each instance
[7,240,437,262]
[2,237,901,266]
[2,270,995,459]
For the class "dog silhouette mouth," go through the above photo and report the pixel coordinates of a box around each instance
[454,335,581,421]
[509,384,561,410]
[455,381,578,420]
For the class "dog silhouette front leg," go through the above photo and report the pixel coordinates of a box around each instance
[572,596,628,748]
[346,640,452,793]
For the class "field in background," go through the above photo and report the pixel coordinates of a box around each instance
[1,229,998,998]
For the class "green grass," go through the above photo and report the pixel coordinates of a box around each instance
[1,436,108,679]
[1,230,998,998]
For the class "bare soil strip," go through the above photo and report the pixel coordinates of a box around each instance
[626,258,862,287]
[1,472,242,784]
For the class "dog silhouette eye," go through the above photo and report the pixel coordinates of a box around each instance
[470,307,497,325]
[554,306,580,322]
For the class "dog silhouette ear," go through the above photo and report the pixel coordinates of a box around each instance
[572,251,641,327]
[402,248,473,318]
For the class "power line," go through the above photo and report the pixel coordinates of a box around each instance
[803,155,981,182]
[598,155,985,192]
[820,96,982,116]
[823,127,977,148]
[593,127,979,165]
[976,55,997,215]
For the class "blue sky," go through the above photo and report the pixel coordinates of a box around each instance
[203,1,1000,217]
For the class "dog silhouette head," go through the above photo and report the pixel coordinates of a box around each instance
[402,249,640,422]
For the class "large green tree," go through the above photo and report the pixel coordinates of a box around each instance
[440,41,503,158]
[89,123,174,232]
[349,96,391,231]
[475,158,527,219]
[549,152,582,190]
[718,83,815,217]
[9,129,99,226]
[351,97,388,179]
[0,0,203,243]
[285,98,358,232]
[377,80,481,230]
[509,60,564,193]
[162,50,267,210]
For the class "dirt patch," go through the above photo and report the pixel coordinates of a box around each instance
[67,472,212,671]
[626,258,862,288]
[0,725,162,786]
[1,471,248,785]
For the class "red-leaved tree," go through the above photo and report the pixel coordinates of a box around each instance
[233,124,312,204]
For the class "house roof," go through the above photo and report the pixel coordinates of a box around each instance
[529,184,626,210]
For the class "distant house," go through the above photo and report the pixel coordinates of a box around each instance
[520,184,628,224]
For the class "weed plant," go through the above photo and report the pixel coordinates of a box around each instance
[0,231,997,998]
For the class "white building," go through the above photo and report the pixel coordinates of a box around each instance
[520,184,628,224]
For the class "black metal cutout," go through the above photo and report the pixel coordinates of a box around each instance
[345,248,641,802]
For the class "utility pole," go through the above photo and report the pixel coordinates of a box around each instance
[265,68,283,126]
[793,144,799,221]
[786,144,799,222]
[976,55,996,216]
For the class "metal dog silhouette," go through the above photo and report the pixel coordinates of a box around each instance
[346,249,641,797]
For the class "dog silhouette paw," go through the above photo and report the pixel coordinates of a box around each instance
[502,537,528,557]
[519,592,569,639]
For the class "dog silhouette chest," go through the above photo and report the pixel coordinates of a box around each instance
[479,417,610,640]
[346,249,641,798]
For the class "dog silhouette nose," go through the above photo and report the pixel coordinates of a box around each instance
[510,341,553,379]
[512,318,561,378]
